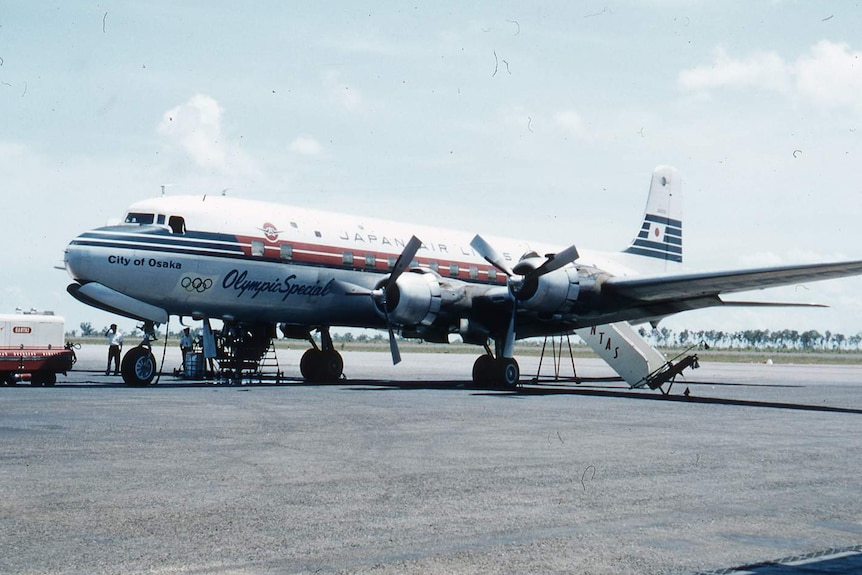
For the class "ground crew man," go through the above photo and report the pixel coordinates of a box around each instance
[105,324,123,375]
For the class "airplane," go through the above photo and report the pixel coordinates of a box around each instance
[63,166,862,387]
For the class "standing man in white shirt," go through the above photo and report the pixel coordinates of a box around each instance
[105,324,123,376]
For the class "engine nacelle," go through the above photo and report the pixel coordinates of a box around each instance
[375,270,442,327]
[512,257,580,314]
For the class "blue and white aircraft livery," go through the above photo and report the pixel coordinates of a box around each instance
[64,166,862,386]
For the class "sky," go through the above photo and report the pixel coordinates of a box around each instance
[2,1,862,338]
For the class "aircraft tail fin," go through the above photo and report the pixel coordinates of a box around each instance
[622,166,683,264]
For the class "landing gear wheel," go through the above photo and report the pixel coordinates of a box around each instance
[496,357,520,390]
[300,349,344,383]
[300,348,319,380]
[121,347,157,386]
[472,355,495,387]
[319,350,344,382]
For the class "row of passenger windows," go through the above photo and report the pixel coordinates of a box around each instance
[250,240,497,280]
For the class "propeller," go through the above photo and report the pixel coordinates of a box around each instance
[378,235,423,364]
[344,235,423,365]
[470,235,579,356]
[340,236,422,364]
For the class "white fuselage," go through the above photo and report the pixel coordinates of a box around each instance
[65,194,650,333]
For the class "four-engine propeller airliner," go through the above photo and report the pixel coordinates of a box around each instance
[64,166,862,386]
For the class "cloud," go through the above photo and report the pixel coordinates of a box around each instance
[158,94,257,175]
[678,46,790,93]
[289,137,323,156]
[795,40,862,112]
[678,41,862,114]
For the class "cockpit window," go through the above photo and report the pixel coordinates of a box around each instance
[168,216,186,234]
[125,212,155,225]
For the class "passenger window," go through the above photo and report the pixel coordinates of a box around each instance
[449,263,460,277]
[343,252,354,266]
[388,256,397,269]
[429,261,439,273]
[168,216,185,234]
[469,265,478,280]
[487,268,497,281]
[251,240,265,257]
[280,244,293,261]
[364,254,376,268]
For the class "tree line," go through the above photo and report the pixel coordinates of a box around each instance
[637,327,862,351]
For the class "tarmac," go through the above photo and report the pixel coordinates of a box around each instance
[2,344,861,574]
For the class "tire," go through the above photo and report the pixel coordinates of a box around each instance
[472,355,495,387]
[319,350,344,382]
[496,358,520,390]
[29,372,56,386]
[300,349,344,383]
[300,349,322,381]
[121,347,157,386]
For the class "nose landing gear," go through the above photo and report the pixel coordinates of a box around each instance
[121,322,158,386]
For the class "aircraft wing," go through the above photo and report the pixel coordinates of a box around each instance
[603,260,862,303]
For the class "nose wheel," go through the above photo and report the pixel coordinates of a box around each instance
[121,346,157,386]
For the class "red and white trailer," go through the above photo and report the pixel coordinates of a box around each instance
[0,312,76,386]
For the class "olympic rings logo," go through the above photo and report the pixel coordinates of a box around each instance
[181,276,214,293]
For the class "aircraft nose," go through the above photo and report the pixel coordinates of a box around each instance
[64,233,92,282]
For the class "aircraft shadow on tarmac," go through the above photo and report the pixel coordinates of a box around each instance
[38,370,862,416]
[343,379,862,416]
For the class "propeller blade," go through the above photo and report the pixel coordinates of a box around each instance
[528,245,579,279]
[388,323,402,365]
[331,279,375,297]
[382,304,402,364]
[387,235,423,287]
[470,234,515,277]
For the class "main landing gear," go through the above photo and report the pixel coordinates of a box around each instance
[297,327,344,383]
[471,344,520,390]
